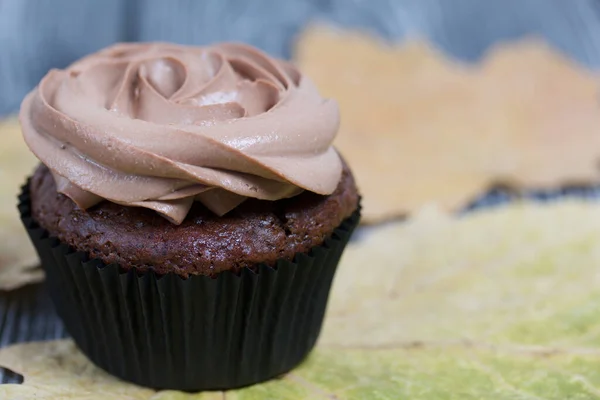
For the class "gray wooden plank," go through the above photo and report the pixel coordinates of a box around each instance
[0,284,66,383]
[3,0,600,115]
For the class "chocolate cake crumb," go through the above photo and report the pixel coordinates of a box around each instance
[29,163,359,277]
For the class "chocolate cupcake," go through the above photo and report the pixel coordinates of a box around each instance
[18,42,360,391]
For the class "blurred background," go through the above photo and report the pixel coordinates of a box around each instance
[2,0,600,116]
[3,0,600,391]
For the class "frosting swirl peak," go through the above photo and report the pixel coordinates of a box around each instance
[20,42,342,224]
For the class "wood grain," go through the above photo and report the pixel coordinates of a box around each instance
[2,0,600,385]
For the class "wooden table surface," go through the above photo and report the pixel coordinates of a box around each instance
[3,0,600,384]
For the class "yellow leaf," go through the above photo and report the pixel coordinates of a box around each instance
[4,201,600,398]
[0,118,43,290]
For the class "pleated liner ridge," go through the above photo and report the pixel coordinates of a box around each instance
[17,182,360,391]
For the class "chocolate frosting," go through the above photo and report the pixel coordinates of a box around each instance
[20,42,342,224]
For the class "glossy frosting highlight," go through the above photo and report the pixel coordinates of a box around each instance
[20,42,342,224]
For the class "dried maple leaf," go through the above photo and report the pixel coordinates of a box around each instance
[5,201,600,398]
[295,26,600,223]
[0,118,42,290]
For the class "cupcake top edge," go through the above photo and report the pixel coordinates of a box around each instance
[19,41,343,224]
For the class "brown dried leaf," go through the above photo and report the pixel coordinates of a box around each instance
[0,118,43,290]
[295,26,600,223]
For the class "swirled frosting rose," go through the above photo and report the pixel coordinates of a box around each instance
[20,42,342,224]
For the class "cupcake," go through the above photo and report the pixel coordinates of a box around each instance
[18,42,360,391]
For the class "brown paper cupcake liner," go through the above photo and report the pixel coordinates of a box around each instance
[18,181,360,391]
